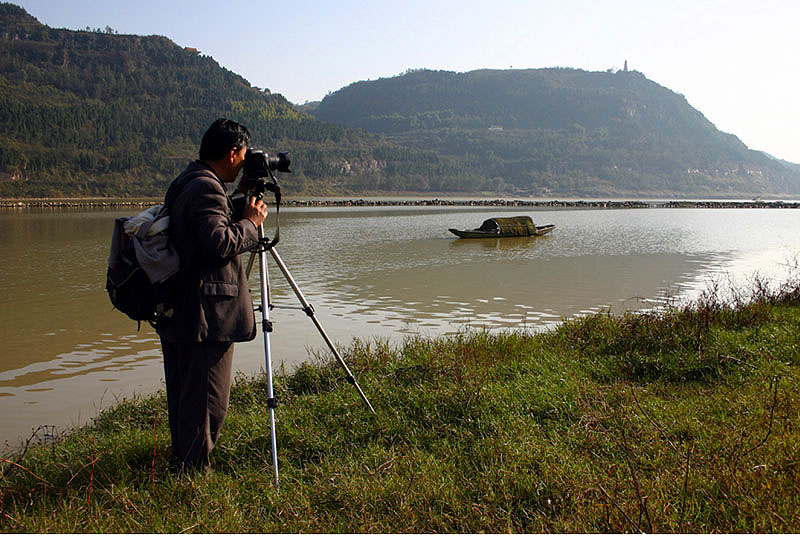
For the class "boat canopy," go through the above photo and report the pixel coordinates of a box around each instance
[476,216,538,236]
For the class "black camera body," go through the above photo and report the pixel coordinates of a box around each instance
[243,148,291,179]
[241,148,290,202]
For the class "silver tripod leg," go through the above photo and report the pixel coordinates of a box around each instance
[245,231,376,488]
[256,224,280,488]
[268,247,376,414]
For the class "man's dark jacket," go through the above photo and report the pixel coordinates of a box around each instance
[157,161,259,343]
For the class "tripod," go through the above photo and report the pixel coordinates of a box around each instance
[248,224,375,488]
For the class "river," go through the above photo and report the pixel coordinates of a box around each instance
[1,203,799,448]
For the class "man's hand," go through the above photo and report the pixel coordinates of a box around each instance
[242,195,268,228]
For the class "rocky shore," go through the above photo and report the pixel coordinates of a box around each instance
[0,199,159,209]
[282,199,800,209]
[1,198,799,209]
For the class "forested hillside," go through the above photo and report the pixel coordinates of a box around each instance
[311,68,800,196]
[2,3,798,198]
[0,4,461,197]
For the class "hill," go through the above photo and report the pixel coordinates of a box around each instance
[311,68,800,197]
[0,4,460,197]
[2,3,798,198]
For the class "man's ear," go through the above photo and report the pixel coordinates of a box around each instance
[227,148,237,163]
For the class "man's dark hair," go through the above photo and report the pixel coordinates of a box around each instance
[199,118,251,161]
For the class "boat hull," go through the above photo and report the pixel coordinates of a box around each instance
[449,224,555,238]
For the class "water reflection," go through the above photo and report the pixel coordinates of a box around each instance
[0,333,161,389]
[1,205,799,447]
[334,251,717,334]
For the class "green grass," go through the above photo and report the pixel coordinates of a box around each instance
[2,277,800,532]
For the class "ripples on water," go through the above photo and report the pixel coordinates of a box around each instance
[1,205,799,447]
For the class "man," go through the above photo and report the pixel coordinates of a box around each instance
[157,118,267,473]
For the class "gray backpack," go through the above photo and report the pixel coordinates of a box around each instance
[105,204,179,328]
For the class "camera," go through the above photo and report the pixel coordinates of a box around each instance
[241,148,290,203]
[243,148,291,179]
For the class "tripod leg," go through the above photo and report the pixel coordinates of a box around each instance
[268,247,376,414]
[256,225,280,487]
[245,249,257,279]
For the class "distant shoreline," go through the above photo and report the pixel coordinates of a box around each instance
[1,197,799,209]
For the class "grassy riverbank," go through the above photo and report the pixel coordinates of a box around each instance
[2,278,799,532]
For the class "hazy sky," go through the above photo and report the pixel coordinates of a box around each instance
[13,0,800,163]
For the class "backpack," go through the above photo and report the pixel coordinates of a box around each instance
[106,204,180,329]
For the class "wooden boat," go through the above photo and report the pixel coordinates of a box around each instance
[449,216,555,238]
